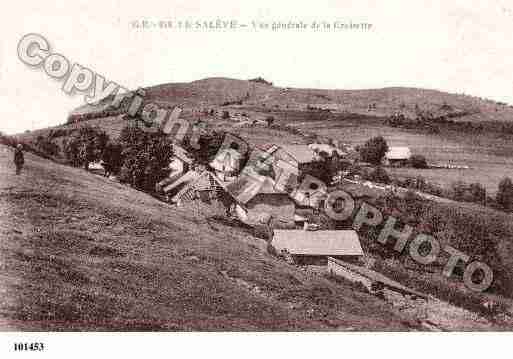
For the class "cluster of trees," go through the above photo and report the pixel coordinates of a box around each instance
[63,126,109,169]
[394,174,513,212]
[116,126,173,192]
[34,135,60,157]
[248,77,273,86]
[450,181,487,204]
[358,136,388,165]
[371,190,513,295]
[60,124,174,193]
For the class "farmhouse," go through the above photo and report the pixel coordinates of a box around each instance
[384,146,411,167]
[226,172,295,226]
[272,229,363,264]
[244,177,295,226]
[280,144,318,171]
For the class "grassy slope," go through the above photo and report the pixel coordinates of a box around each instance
[68,77,513,123]
[0,144,415,331]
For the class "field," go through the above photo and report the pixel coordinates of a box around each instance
[273,115,513,195]
[15,77,513,197]
[5,77,513,330]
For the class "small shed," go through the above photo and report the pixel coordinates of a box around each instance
[272,230,363,264]
[384,147,411,167]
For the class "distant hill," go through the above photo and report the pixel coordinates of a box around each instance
[15,77,513,145]
[69,77,513,123]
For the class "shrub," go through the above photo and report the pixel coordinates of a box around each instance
[409,154,428,169]
[450,181,486,204]
[359,136,388,165]
[35,135,60,157]
[497,177,513,211]
[366,166,390,184]
[265,116,275,127]
[222,111,230,120]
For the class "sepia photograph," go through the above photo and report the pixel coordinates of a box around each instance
[1,0,513,356]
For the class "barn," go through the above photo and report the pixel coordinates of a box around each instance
[272,229,363,265]
[384,146,411,167]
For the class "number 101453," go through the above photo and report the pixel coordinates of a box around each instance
[13,343,44,351]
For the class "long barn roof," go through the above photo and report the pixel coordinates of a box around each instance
[272,230,363,256]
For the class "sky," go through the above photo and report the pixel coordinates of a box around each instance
[1,0,513,134]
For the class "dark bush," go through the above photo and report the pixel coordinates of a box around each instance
[102,141,123,176]
[409,154,428,169]
[248,77,273,86]
[35,135,60,157]
[64,125,108,169]
[366,166,390,184]
[450,181,486,204]
[496,177,513,211]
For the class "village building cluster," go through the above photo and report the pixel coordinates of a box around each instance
[155,135,365,265]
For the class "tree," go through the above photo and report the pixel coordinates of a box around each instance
[118,125,173,192]
[359,136,388,165]
[265,116,275,127]
[64,125,108,169]
[497,177,513,211]
[102,141,123,177]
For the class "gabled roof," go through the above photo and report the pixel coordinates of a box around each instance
[272,230,363,256]
[224,168,286,204]
[385,147,411,160]
[280,145,318,164]
[248,145,299,175]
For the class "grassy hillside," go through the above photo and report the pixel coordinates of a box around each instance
[0,144,419,331]
[68,77,513,122]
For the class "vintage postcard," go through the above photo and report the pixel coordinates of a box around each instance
[1,0,512,357]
